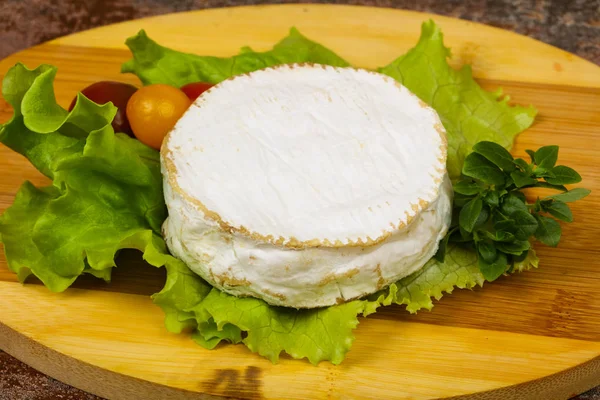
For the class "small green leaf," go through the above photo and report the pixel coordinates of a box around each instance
[534,145,559,169]
[474,205,490,230]
[482,230,515,242]
[546,201,573,222]
[539,199,553,212]
[478,252,508,281]
[533,198,543,212]
[497,231,516,242]
[484,191,500,208]
[534,215,561,246]
[514,158,532,174]
[494,219,515,232]
[512,210,539,240]
[510,171,537,188]
[454,193,476,208]
[534,167,556,178]
[548,188,591,203]
[496,240,530,255]
[459,197,483,233]
[545,166,582,185]
[477,241,497,263]
[525,150,536,163]
[501,194,529,215]
[462,153,505,186]
[472,141,515,171]
[453,180,482,196]
[513,191,527,203]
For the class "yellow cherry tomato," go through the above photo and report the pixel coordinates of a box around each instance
[126,84,191,150]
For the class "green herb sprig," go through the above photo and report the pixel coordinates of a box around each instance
[436,142,591,281]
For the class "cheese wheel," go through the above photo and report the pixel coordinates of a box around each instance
[161,64,451,308]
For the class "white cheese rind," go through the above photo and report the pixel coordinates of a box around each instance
[163,174,452,308]
[161,64,451,308]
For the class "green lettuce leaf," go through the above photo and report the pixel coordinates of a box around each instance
[153,243,538,365]
[392,245,481,312]
[121,28,349,87]
[378,20,537,178]
[153,262,396,365]
[0,63,166,291]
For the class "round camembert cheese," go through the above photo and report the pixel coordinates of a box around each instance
[161,64,452,308]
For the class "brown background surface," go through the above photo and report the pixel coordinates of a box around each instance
[0,0,599,399]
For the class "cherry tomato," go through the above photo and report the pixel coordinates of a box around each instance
[69,81,137,137]
[181,82,214,101]
[126,84,191,150]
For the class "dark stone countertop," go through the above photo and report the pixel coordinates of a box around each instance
[1,0,599,63]
[0,1,598,399]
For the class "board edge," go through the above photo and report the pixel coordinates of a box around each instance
[2,316,600,400]
[449,355,600,400]
[0,322,214,400]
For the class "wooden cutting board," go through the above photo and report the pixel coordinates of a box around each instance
[1,5,599,400]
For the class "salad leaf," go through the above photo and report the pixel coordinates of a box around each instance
[122,28,349,87]
[0,183,59,282]
[192,289,369,365]
[547,188,591,203]
[534,215,562,246]
[534,145,559,169]
[462,153,506,185]
[153,242,534,364]
[0,63,166,291]
[472,141,516,172]
[459,196,483,233]
[378,20,537,178]
[151,256,211,334]
[153,255,389,365]
[478,251,508,281]
[545,165,582,185]
[392,245,485,313]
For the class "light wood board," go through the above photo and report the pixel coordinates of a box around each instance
[0,4,599,400]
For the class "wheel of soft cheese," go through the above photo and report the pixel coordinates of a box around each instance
[161,64,452,308]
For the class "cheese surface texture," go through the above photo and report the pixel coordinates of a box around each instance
[161,64,451,308]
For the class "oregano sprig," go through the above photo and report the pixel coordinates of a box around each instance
[436,142,591,281]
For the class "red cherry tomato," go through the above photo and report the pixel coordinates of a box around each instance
[180,82,214,101]
[126,84,191,150]
[69,81,138,137]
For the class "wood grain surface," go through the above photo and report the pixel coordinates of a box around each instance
[0,5,599,400]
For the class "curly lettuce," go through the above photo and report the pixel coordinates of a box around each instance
[0,64,166,291]
[121,27,349,87]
